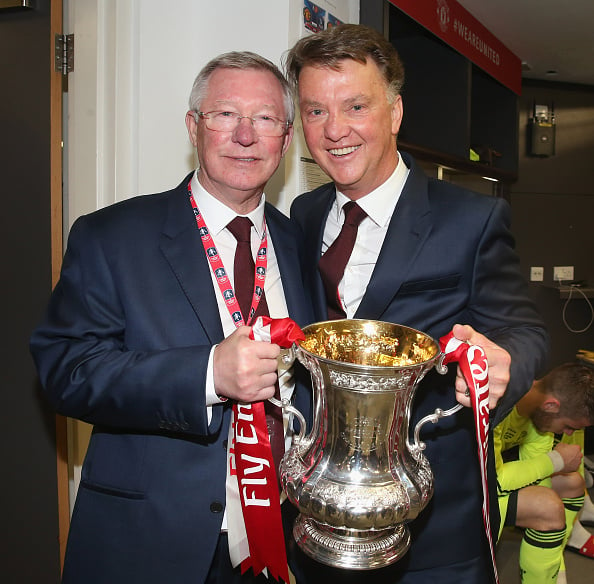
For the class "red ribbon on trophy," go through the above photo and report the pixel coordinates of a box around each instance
[227,317,304,583]
[439,331,499,584]
[250,316,306,347]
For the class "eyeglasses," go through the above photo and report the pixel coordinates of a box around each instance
[196,110,290,137]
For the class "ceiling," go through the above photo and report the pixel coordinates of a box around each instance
[456,0,594,87]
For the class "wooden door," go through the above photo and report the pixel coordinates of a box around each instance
[0,0,66,580]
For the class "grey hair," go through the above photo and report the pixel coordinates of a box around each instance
[188,51,295,124]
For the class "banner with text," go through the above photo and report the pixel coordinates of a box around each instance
[388,0,521,95]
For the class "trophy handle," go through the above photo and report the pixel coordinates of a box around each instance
[268,344,307,444]
[412,403,463,451]
[435,351,449,375]
[268,395,307,444]
[410,352,463,451]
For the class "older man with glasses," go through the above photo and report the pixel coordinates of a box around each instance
[31,51,312,584]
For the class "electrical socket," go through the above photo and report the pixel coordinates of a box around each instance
[553,266,574,282]
[530,267,544,281]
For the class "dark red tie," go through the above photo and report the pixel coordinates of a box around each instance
[227,216,261,322]
[226,216,284,483]
[318,201,367,320]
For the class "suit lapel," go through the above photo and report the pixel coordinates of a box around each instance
[159,175,224,343]
[266,204,310,326]
[355,156,434,320]
[304,186,335,321]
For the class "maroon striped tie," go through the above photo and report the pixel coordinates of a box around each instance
[318,201,367,320]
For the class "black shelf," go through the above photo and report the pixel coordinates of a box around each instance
[559,286,594,299]
[399,140,517,185]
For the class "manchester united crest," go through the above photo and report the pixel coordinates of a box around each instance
[436,0,450,33]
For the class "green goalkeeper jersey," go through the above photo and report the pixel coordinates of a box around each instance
[494,406,555,496]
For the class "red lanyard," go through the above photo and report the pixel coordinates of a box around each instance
[187,181,268,326]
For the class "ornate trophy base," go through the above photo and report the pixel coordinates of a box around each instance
[293,513,411,570]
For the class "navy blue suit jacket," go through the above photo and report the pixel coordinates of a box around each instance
[31,173,313,583]
[290,153,548,574]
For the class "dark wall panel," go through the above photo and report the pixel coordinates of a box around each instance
[0,1,61,581]
[511,81,594,370]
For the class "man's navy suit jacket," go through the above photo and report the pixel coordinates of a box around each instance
[31,173,313,584]
[290,152,548,574]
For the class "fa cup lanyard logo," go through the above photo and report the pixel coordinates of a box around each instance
[187,182,268,327]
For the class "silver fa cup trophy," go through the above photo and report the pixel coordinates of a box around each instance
[278,319,461,570]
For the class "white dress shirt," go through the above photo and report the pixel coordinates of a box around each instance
[191,172,294,532]
[190,172,292,412]
[322,153,410,317]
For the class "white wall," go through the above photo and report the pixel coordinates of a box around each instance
[64,0,359,512]
[66,0,358,222]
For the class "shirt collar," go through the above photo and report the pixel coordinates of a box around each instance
[191,171,266,237]
[334,152,410,227]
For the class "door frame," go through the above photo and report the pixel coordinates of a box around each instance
[50,0,69,571]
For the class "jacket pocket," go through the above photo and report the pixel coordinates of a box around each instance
[399,274,460,295]
[79,479,145,500]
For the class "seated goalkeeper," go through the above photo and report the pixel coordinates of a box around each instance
[495,362,594,583]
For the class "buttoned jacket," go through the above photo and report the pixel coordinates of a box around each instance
[31,173,313,583]
[290,152,548,571]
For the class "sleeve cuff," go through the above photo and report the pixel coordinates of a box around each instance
[547,450,565,474]
[206,345,227,405]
